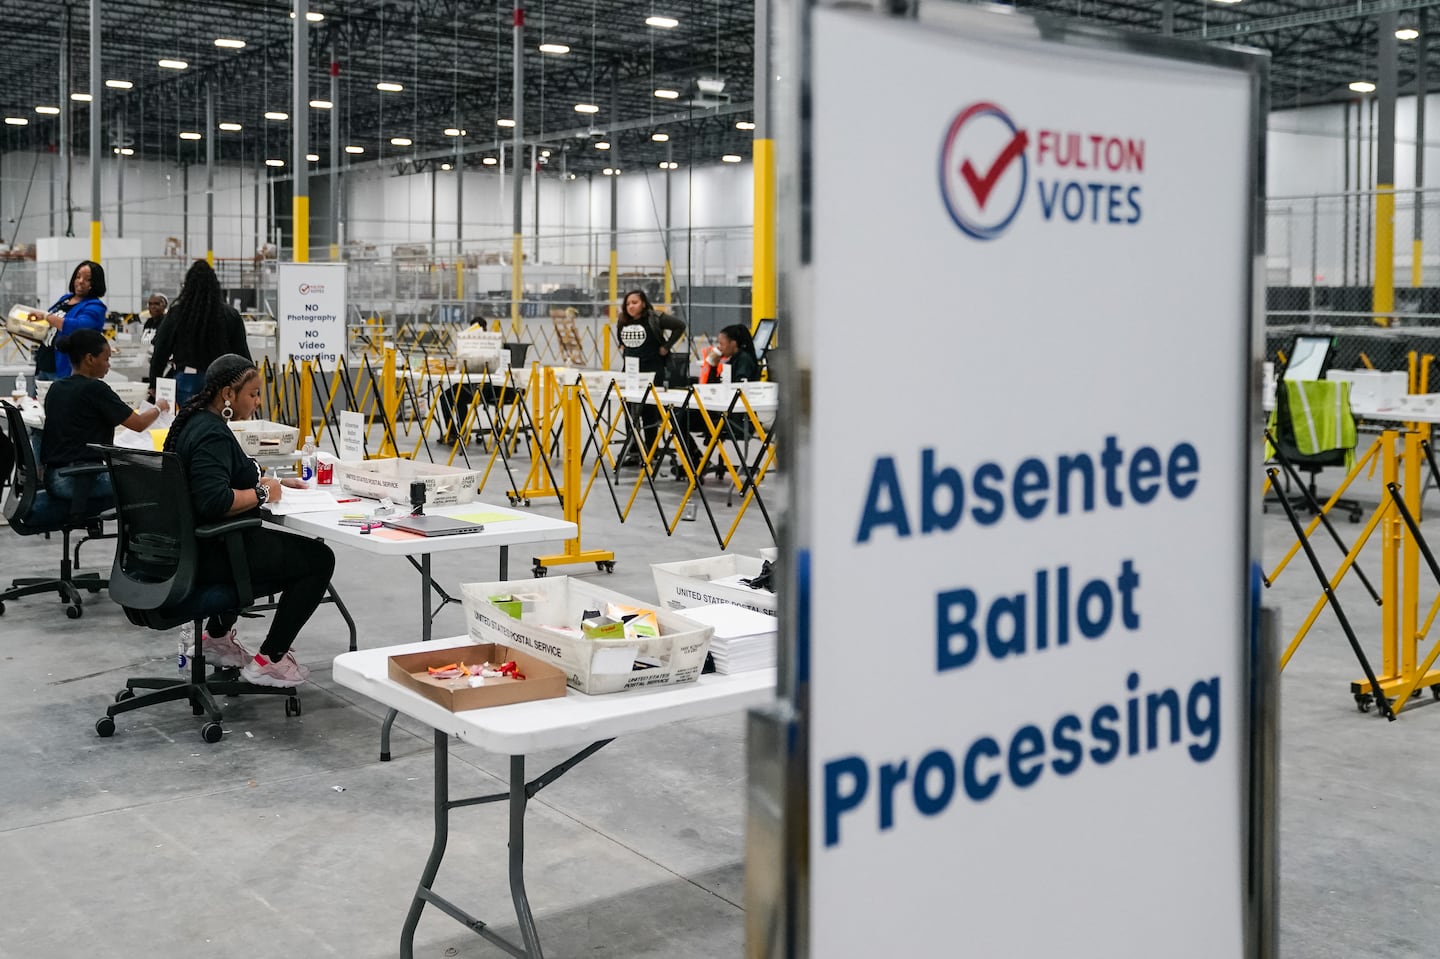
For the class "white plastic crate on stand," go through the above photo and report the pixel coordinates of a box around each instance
[335,457,481,505]
[461,577,713,694]
[650,554,777,616]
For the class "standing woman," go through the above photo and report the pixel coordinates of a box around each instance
[30,259,108,382]
[163,354,335,687]
[615,289,685,465]
[150,260,250,406]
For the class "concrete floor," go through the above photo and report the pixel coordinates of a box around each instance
[0,437,1434,958]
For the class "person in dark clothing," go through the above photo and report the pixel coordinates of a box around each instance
[142,293,168,333]
[41,330,168,508]
[698,324,761,383]
[164,354,335,687]
[31,259,109,382]
[615,289,685,467]
[149,260,251,406]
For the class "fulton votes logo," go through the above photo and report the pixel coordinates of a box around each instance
[939,101,1146,241]
[298,282,326,295]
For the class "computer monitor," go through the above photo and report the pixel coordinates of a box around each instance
[1284,334,1334,382]
[752,318,777,361]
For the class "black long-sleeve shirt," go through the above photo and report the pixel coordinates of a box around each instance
[148,305,251,387]
[173,409,259,521]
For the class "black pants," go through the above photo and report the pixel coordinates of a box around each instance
[199,527,336,661]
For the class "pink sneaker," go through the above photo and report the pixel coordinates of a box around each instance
[187,628,251,669]
[241,652,310,688]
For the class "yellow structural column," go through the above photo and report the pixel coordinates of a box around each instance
[299,359,314,446]
[1414,239,1424,288]
[295,196,310,264]
[1375,185,1395,326]
[752,138,776,331]
[379,345,398,457]
[90,221,101,264]
[607,249,618,368]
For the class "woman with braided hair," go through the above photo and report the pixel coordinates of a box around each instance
[164,354,335,688]
[149,260,250,406]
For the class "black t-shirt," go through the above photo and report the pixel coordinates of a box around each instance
[173,409,259,522]
[40,376,135,469]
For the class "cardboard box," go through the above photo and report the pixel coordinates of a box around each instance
[651,554,777,616]
[387,642,567,711]
[461,577,713,694]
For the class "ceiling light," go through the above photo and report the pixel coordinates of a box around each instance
[376,81,404,92]
[179,131,202,140]
[70,93,92,102]
[218,122,243,131]
[265,159,285,167]
[34,106,60,115]
[696,78,725,95]
[497,118,515,127]
[658,161,678,170]
[652,132,670,142]
[105,79,134,90]
[1208,0,1242,4]
[214,38,247,48]
[1350,81,1377,93]
[595,141,610,150]
[722,154,742,163]
[538,43,570,54]
[290,10,325,20]
[574,103,599,114]
[158,58,189,70]
[645,15,679,28]
[654,89,680,100]
[345,145,364,154]
[541,149,551,157]
[113,147,134,155]
[265,111,289,121]
[309,99,333,109]
[1397,27,1420,40]
[441,162,452,171]
[736,120,756,131]
[306,153,320,161]
[602,168,614,175]
[444,127,466,136]
[482,156,498,165]
[5,117,29,126]
[390,137,413,146]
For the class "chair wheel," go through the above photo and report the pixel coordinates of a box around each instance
[0,601,6,615]
[199,722,224,744]
[86,586,102,594]
[115,688,134,703]
[66,605,82,620]
[285,696,302,718]
[95,716,115,738]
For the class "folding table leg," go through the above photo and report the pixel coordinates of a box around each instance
[509,754,544,957]
[400,729,451,959]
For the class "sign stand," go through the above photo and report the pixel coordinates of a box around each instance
[747,2,1274,956]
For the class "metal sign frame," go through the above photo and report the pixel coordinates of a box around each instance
[746,2,1274,956]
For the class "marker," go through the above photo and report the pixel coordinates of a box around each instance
[335,496,360,504]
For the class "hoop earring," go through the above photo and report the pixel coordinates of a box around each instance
[222,398,234,421]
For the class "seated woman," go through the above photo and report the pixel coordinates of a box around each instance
[679,324,763,472]
[163,354,336,688]
[40,330,168,509]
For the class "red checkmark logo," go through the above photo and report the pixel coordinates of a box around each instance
[959,129,1029,210]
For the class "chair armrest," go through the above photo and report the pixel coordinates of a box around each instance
[194,517,263,539]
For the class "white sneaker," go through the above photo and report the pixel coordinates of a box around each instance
[186,629,251,669]
[241,652,310,688]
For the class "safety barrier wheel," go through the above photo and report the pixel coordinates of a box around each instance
[199,722,224,744]
[95,716,115,738]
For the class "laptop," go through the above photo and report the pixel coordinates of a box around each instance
[381,514,485,537]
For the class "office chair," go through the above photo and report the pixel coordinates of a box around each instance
[0,401,111,620]
[94,446,298,744]
[1266,381,1364,523]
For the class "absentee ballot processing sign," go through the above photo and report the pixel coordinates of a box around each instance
[277,262,347,367]
[801,8,1260,957]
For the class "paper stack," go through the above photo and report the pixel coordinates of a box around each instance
[679,603,777,674]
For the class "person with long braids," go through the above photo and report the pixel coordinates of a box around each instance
[149,260,250,406]
[164,354,335,687]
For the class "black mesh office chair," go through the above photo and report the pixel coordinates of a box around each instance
[1267,383,1364,523]
[0,400,111,619]
[94,446,298,744]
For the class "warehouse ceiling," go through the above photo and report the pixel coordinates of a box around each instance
[0,0,755,177]
[0,0,1436,180]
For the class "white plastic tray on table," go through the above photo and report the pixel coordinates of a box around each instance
[651,553,777,615]
[334,457,482,506]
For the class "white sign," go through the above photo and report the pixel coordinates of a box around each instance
[154,377,176,411]
[802,9,1256,958]
[339,409,367,461]
[277,262,347,367]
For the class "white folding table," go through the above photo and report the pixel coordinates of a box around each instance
[271,500,576,758]
[334,636,775,959]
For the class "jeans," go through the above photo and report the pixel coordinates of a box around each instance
[44,465,115,512]
[173,371,205,407]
